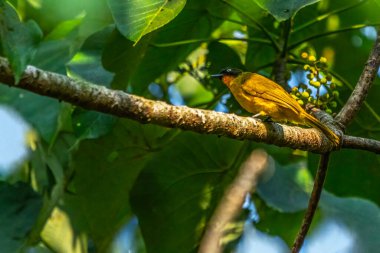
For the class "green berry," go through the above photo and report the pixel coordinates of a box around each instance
[308,55,316,62]
[329,101,337,108]
[332,90,339,98]
[301,52,308,59]
[326,108,332,114]
[320,78,327,84]
[302,91,310,98]
[310,81,321,88]
[297,99,304,106]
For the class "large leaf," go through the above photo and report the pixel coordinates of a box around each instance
[0,182,42,252]
[308,150,380,206]
[0,0,42,82]
[253,0,320,21]
[108,0,186,43]
[64,119,168,251]
[256,157,380,251]
[131,132,250,253]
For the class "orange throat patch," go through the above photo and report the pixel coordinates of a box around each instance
[222,75,236,87]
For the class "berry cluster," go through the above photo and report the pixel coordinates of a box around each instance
[290,52,340,114]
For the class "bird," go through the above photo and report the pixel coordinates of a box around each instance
[211,68,340,146]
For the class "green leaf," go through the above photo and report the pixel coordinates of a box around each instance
[320,193,380,252]
[256,156,380,251]
[67,26,115,85]
[31,17,85,74]
[253,0,320,21]
[108,0,187,43]
[72,109,116,140]
[309,150,380,206]
[0,86,60,142]
[0,1,43,83]
[257,161,311,212]
[64,120,166,251]
[0,182,42,252]
[131,132,249,253]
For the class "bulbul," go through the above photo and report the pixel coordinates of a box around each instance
[212,68,339,146]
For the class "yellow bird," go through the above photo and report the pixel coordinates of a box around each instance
[212,68,339,146]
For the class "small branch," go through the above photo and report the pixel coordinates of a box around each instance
[293,0,368,33]
[335,27,380,127]
[198,149,269,253]
[0,57,339,154]
[291,152,331,253]
[288,23,380,50]
[273,19,292,86]
[151,37,271,48]
[342,135,380,153]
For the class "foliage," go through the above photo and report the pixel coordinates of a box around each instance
[0,0,380,252]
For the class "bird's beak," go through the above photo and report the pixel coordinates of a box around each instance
[210,74,223,78]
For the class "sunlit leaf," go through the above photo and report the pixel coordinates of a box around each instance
[108,0,186,43]
[253,0,320,21]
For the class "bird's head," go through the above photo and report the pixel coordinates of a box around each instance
[211,68,243,86]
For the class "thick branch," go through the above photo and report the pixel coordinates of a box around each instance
[198,149,269,253]
[0,57,337,153]
[335,27,380,127]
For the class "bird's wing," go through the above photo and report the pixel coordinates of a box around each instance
[241,74,301,114]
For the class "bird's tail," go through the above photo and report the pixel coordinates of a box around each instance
[302,113,340,146]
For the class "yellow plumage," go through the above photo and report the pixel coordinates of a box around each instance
[216,70,339,146]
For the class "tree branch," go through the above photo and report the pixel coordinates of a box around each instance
[335,27,380,127]
[198,149,269,253]
[0,57,337,153]
[0,57,379,154]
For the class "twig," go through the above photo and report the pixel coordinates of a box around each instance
[291,152,331,253]
[293,0,368,33]
[151,37,271,47]
[198,149,269,253]
[288,23,380,50]
[273,19,292,86]
[342,135,380,153]
[335,27,380,127]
